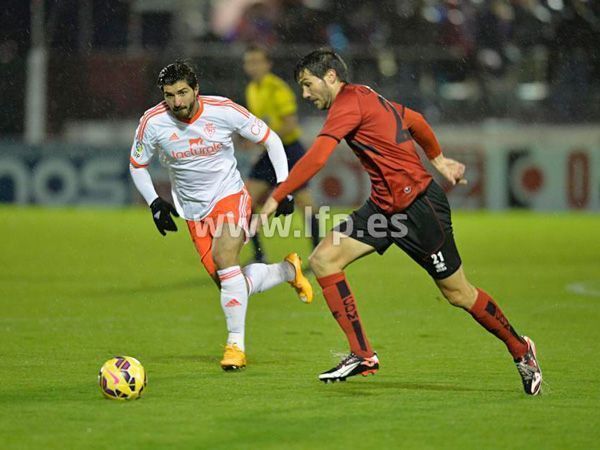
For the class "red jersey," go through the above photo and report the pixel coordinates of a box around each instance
[272,83,442,212]
[319,84,435,213]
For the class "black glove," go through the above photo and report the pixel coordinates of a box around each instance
[150,197,179,236]
[275,194,295,217]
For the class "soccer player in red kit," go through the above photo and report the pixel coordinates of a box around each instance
[256,49,542,395]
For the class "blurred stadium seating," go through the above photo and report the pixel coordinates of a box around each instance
[0,0,598,210]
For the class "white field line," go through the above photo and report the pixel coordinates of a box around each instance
[566,281,600,298]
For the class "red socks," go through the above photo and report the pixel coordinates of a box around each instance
[317,272,373,358]
[317,275,526,361]
[469,288,528,360]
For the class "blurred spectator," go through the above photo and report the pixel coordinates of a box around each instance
[277,0,328,45]
[510,0,549,49]
[549,0,600,121]
[475,0,513,76]
[229,1,280,46]
[433,0,476,83]
[389,0,436,46]
[2,0,600,135]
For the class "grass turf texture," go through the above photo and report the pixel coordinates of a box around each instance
[1,207,599,449]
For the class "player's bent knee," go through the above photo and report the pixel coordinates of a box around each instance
[212,252,234,270]
[307,250,324,274]
[212,245,240,269]
[308,244,340,277]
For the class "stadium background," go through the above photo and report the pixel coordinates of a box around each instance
[1,1,600,450]
[1,0,598,210]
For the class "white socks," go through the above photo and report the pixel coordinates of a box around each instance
[216,262,296,352]
[217,266,248,351]
[243,262,295,296]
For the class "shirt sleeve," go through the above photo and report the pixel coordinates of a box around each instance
[317,89,362,142]
[130,116,158,168]
[402,107,442,160]
[272,135,338,202]
[227,101,271,144]
[262,130,288,183]
[129,164,158,205]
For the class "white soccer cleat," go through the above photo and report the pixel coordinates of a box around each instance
[515,336,542,395]
[318,352,379,383]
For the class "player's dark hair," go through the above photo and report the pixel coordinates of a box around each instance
[157,60,198,91]
[244,43,272,62]
[294,49,349,83]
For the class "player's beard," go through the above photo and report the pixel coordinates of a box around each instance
[310,95,324,110]
[314,95,330,110]
[313,89,332,110]
[173,99,197,119]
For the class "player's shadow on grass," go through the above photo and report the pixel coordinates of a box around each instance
[85,278,215,298]
[151,354,218,364]
[0,385,114,403]
[324,381,513,395]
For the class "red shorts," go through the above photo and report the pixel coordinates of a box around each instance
[186,188,252,277]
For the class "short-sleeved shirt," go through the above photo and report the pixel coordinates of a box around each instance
[130,95,270,220]
[245,73,301,145]
[319,84,433,213]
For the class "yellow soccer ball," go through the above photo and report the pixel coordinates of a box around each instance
[98,356,147,400]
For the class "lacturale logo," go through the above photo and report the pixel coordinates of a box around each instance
[170,137,223,159]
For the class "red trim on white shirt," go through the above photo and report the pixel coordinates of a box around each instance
[202,98,250,118]
[258,127,271,144]
[129,156,149,168]
[136,102,168,141]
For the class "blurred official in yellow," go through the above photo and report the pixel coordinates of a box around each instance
[243,44,320,262]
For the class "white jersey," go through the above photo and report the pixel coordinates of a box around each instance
[130,95,271,220]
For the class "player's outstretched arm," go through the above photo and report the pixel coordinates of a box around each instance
[271,135,337,204]
[250,135,337,234]
[404,107,443,160]
[429,155,467,186]
[129,164,158,205]
[403,107,467,186]
[262,129,288,183]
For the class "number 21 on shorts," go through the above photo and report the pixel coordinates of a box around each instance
[431,251,447,273]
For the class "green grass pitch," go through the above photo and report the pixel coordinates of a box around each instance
[1,207,599,449]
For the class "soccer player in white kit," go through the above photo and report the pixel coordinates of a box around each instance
[129,61,313,371]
